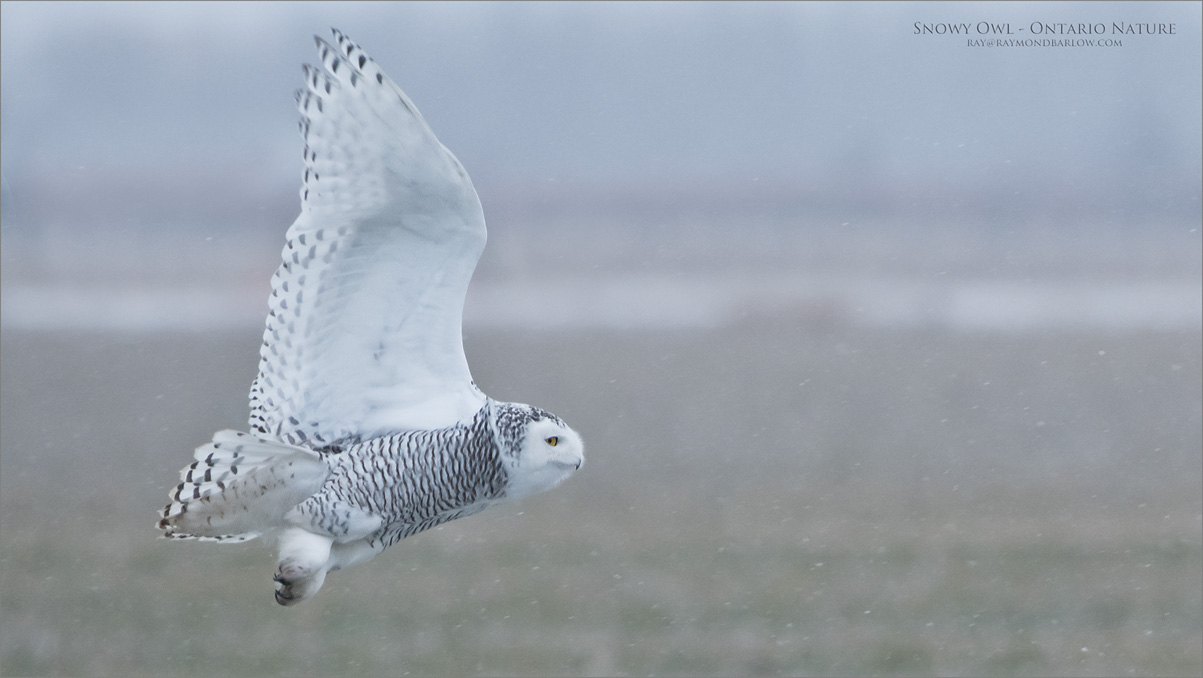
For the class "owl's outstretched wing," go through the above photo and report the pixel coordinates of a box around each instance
[248,29,487,449]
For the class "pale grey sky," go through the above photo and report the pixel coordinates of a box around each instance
[1,0,1200,232]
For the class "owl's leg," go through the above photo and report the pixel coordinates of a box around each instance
[273,526,334,606]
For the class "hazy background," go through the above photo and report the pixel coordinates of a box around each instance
[1,2,1200,676]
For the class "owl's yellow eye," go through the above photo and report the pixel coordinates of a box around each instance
[545,436,559,447]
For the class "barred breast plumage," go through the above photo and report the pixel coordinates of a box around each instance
[293,405,507,549]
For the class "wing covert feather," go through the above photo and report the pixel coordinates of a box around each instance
[249,29,487,448]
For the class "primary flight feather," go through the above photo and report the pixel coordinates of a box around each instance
[158,29,584,606]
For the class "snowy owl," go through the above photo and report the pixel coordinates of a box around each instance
[157,29,584,606]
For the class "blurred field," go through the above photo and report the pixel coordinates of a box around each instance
[1,322,1200,677]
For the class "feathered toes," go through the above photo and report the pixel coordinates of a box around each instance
[157,431,329,542]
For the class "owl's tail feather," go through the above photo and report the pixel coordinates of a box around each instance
[157,430,329,543]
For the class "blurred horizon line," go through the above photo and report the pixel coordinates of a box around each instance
[2,163,1200,239]
[3,274,1199,334]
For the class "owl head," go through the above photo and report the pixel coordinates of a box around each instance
[494,402,584,501]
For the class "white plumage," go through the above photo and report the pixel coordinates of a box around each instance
[158,29,583,606]
[253,30,486,445]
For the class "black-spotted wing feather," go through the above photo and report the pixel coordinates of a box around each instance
[249,29,487,449]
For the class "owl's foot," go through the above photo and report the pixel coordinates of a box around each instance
[273,526,334,606]
[273,565,327,606]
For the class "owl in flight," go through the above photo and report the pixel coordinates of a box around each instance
[158,29,584,606]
